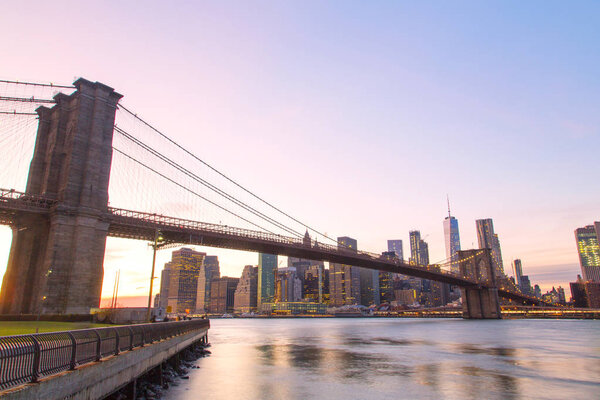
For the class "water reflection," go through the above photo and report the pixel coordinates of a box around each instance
[164,319,600,400]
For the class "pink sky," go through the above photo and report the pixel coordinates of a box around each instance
[1,2,598,304]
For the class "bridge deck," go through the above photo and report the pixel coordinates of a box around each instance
[0,188,542,305]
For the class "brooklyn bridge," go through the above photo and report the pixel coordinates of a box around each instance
[0,78,546,319]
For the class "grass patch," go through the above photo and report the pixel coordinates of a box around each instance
[0,321,114,336]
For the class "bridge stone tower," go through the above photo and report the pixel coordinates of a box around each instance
[458,248,502,319]
[0,79,122,315]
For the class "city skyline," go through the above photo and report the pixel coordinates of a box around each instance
[0,1,598,305]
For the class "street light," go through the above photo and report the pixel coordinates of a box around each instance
[146,229,165,322]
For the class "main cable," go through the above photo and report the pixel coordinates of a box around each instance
[0,79,75,89]
[118,104,340,245]
[114,126,304,239]
[112,147,280,236]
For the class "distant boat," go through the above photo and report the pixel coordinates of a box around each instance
[221,313,234,318]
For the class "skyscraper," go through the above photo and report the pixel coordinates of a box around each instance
[409,231,429,265]
[303,264,327,303]
[234,265,258,313]
[387,240,404,261]
[275,267,302,302]
[209,277,239,314]
[575,224,600,282]
[195,255,220,313]
[359,268,379,306]
[329,236,361,306]
[513,259,523,286]
[166,248,205,313]
[158,262,172,309]
[443,201,461,273]
[257,253,278,307]
[476,219,505,277]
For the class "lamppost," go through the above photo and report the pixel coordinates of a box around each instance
[146,229,165,322]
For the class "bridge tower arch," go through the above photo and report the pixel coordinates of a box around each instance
[458,249,502,319]
[0,79,122,314]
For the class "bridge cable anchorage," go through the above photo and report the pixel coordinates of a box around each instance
[112,147,280,235]
[0,79,76,89]
[117,104,342,246]
[113,126,305,239]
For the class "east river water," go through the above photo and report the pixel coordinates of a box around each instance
[163,318,599,400]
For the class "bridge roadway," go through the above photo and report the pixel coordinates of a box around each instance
[0,188,539,305]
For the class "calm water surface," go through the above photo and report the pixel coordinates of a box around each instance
[164,318,599,400]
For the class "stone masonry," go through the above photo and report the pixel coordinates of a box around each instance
[0,79,122,314]
[458,248,502,319]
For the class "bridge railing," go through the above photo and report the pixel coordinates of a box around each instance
[108,206,472,282]
[0,188,57,213]
[0,319,209,391]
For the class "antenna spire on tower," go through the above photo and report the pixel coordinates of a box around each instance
[447,194,451,218]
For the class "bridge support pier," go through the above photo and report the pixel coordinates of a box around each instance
[458,249,502,319]
[461,287,501,319]
[0,79,122,315]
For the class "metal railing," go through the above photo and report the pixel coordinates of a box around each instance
[0,319,209,391]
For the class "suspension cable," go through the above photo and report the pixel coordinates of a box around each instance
[0,111,38,116]
[112,147,278,235]
[0,79,75,89]
[0,96,55,104]
[118,104,340,245]
[114,126,304,239]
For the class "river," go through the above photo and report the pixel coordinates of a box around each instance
[163,318,599,400]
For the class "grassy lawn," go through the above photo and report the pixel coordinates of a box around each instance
[0,321,114,336]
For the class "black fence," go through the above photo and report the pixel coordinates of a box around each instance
[0,319,209,391]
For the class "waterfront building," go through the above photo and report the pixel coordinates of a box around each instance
[584,282,600,308]
[476,219,505,277]
[409,230,429,265]
[513,259,523,286]
[575,224,600,282]
[443,203,461,273]
[428,265,450,307]
[259,301,327,315]
[570,278,588,308]
[275,267,302,302]
[379,270,394,303]
[209,277,239,314]
[303,264,327,303]
[570,276,600,308]
[195,255,220,313]
[166,248,205,313]
[329,236,360,306]
[158,263,171,309]
[288,258,324,299]
[359,268,380,306]
[378,252,395,304]
[387,240,404,260]
[394,289,417,306]
[408,231,429,305]
[234,265,258,313]
[557,286,566,304]
[519,275,532,296]
[257,253,278,307]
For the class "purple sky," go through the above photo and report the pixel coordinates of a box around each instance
[0,1,598,302]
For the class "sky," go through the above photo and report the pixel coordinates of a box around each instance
[0,1,598,305]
